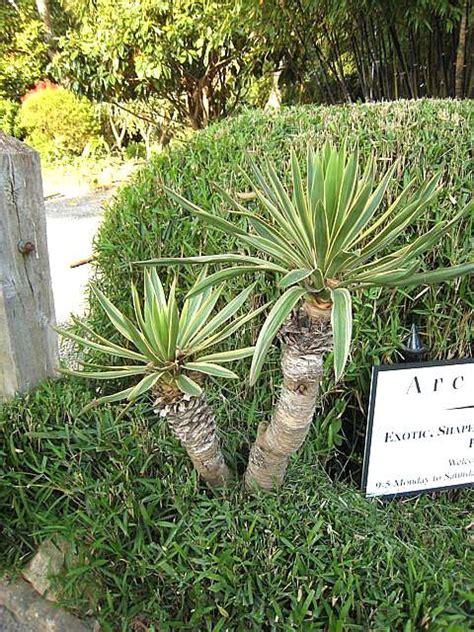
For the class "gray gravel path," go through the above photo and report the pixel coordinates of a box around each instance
[45,191,113,322]
[0,606,34,632]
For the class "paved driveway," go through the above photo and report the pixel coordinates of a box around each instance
[45,192,111,323]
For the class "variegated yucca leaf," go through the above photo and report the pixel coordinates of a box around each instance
[139,143,473,383]
[56,269,264,407]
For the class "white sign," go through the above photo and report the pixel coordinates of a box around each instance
[362,359,474,497]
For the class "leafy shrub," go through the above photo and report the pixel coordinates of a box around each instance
[0,97,19,136]
[17,84,101,158]
[123,140,147,159]
[0,11,49,100]
[92,99,472,458]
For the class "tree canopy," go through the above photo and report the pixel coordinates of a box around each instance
[0,0,472,127]
[53,0,261,129]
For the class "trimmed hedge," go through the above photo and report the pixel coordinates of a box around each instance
[92,98,473,461]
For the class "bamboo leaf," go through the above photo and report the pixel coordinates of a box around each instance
[249,287,307,385]
[278,268,314,289]
[197,347,255,363]
[183,362,239,379]
[331,288,353,382]
[54,326,147,363]
[60,367,147,380]
[81,386,136,412]
[134,254,270,267]
[186,265,281,298]
[127,373,161,401]
[189,284,255,345]
[375,262,474,288]
[91,286,149,356]
[192,303,269,353]
[164,186,247,236]
[176,374,202,396]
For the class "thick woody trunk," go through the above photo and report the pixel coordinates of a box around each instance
[455,0,468,98]
[245,304,332,491]
[35,0,55,58]
[154,391,231,487]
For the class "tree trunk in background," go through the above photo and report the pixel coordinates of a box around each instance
[245,305,333,491]
[35,0,54,58]
[264,69,282,112]
[154,392,232,487]
[455,0,469,97]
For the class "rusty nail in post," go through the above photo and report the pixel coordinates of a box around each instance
[18,240,36,255]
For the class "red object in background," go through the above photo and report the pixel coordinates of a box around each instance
[21,80,59,102]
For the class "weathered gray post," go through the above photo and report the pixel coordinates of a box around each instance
[0,132,58,398]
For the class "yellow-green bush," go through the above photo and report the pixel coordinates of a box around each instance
[0,97,19,136]
[17,85,100,158]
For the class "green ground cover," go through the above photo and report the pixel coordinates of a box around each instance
[1,99,472,630]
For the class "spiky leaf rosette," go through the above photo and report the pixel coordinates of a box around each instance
[56,269,265,408]
[139,143,473,382]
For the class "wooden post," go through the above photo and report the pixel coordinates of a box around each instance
[0,132,58,398]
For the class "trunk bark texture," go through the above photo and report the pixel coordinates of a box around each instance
[154,392,231,487]
[245,305,332,491]
[35,0,54,58]
[455,0,468,98]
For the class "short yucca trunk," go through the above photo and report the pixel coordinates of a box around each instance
[245,302,332,491]
[154,391,232,487]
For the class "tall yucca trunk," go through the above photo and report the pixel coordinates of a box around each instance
[245,303,332,491]
[154,392,231,487]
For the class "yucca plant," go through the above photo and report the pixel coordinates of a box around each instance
[141,143,473,491]
[56,269,265,487]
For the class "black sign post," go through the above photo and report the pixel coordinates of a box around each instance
[400,323,426,363]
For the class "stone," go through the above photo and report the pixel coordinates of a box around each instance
[0,578,94,632]
[0,605,35,632]
[22,540,69,599]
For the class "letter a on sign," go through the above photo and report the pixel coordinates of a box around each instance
[406,376,422,394]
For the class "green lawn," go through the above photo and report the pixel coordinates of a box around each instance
[1,379,472,630]
[1,99,472,630]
